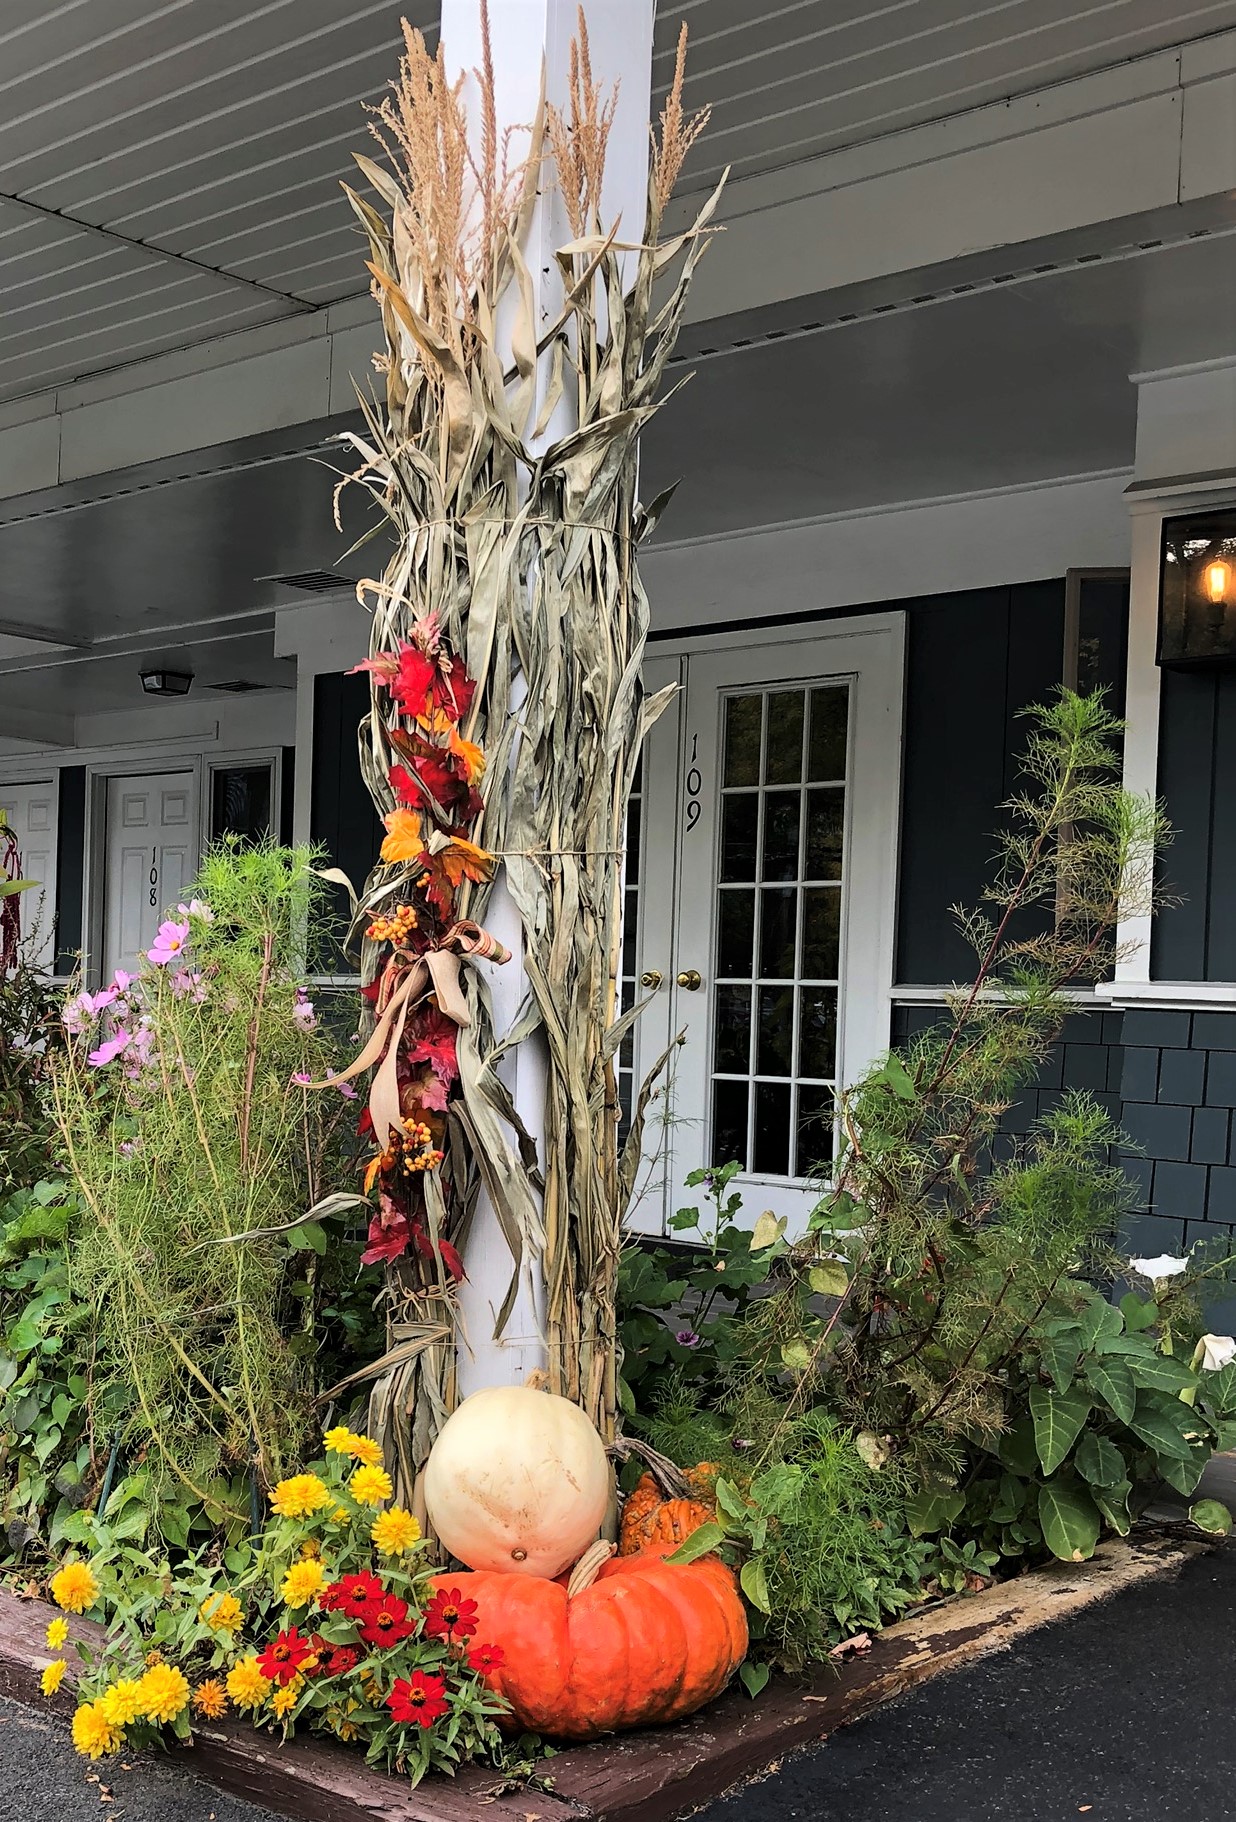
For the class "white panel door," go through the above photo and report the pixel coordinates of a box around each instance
[629,617,904,1235]
[102,772,197,982]
[0,778,58,970]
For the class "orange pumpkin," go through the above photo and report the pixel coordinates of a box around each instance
[431,1542,747,1739]
[618,1465,718,1557]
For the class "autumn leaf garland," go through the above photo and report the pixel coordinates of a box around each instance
[347,614,497,1275]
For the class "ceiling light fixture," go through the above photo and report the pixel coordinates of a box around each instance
[140,667,194,697]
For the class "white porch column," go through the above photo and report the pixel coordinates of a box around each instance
[442,0,656,1395]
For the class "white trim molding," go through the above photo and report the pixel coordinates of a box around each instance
[1094,980,1236,1012]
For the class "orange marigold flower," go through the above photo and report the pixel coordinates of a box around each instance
[379,808,424,866]
[193,1679,228,1720]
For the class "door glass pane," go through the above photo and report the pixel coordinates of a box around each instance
[808,687,848,781]
[764,690,805,784]
[806,787,845,879]
[753,1082,792,1174]
[723,695,762,787]
[796,1084,835,1174]
[720,795,759,881]
[710,682,851,1182]
[801,887,841,978]
[712,1079,749,1170]
[714,985,752,1073]
[758,887,797,979]
[716,890,755,977]
[762,792,800,881]
[756,986,794,1076]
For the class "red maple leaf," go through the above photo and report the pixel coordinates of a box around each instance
[406,1006,458,1085]
[361,1198,411,1265]
[390,646,439,717]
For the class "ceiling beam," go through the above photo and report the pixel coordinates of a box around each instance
[0,189,317,316]
[0,706,75,748]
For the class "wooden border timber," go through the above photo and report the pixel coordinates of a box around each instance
[0,1536,1204,1822]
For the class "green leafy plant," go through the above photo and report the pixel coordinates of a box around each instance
[50,843,379,1549]
[0,945,64,1193]
[707,693,1236,1565]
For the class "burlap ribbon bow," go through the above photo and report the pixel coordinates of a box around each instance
[311,919,510,1146]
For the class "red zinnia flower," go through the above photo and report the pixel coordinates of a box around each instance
[358,1591,415,1648]
[325,1644,360,1677]
[424,1586,479,1641]
[386,1670,449,1729]
[256,1627,314,1687]
[467,1641,505,1678]
[321,1570,385,1618]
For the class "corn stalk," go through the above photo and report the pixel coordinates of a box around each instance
[335,17,720,1465]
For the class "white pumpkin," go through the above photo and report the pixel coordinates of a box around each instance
[424,1385,610,1577]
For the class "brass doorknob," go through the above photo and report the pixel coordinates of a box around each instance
[639,969,664,990]
[676,969,702,991]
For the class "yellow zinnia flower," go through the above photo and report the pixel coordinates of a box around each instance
[199,1591,243,1633]
[99,1678,146,1728]
[45,1618,68,1650]
[344,1433,384,1468]
[138,1663,190,1724]
[329,1506,351,1526]
[40,1660,66,1697]
[323,1425,354,1454]
[371,1505,421,1555]
[348,1463,393,1507]
[271,1685,299,1719]
[50,1562,99,1614]
[279,1558,325,1608]
[71,1700,122,1760]
[269,1473,330,1519]
[193,1679,228,1720]
[226,1657,272,1711]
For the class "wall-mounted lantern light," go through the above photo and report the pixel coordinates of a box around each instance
[1159,510,1236,668]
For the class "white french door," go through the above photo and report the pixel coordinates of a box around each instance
[0,778,57,970]
[102,771,198,981]
[627,616,904,1235]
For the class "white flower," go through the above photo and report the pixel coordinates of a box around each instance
[1129,1255,1189,1282]
[1198,1334,1236,1372]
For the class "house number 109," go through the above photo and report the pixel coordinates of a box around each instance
[685,732,702,832]
[149,847,159,908]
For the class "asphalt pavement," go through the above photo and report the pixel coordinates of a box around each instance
[694,1541,1236,1822]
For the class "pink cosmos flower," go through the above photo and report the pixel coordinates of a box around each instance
[293,989,317,1031]
[62,993,97,1036]
[177,899,214,924]
[88,1028,132,1068]
[110,970,135,995]
[146,919,190,967]
[291,1071,312,1087]
[171,969,207,1002]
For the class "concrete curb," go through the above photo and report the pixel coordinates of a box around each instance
[0,1534,1204,1822]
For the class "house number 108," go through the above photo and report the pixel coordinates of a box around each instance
[149,847,159,908]
[684,732,702,832]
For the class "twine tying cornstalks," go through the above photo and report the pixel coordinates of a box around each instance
[336,9,721,1475]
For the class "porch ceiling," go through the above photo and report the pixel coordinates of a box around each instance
[660,0,1236,194]
[2,1,1233,407]
[0,219,1231,727]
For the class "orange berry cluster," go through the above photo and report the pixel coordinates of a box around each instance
[367,903,418,946]
[400,1117,443,1175]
